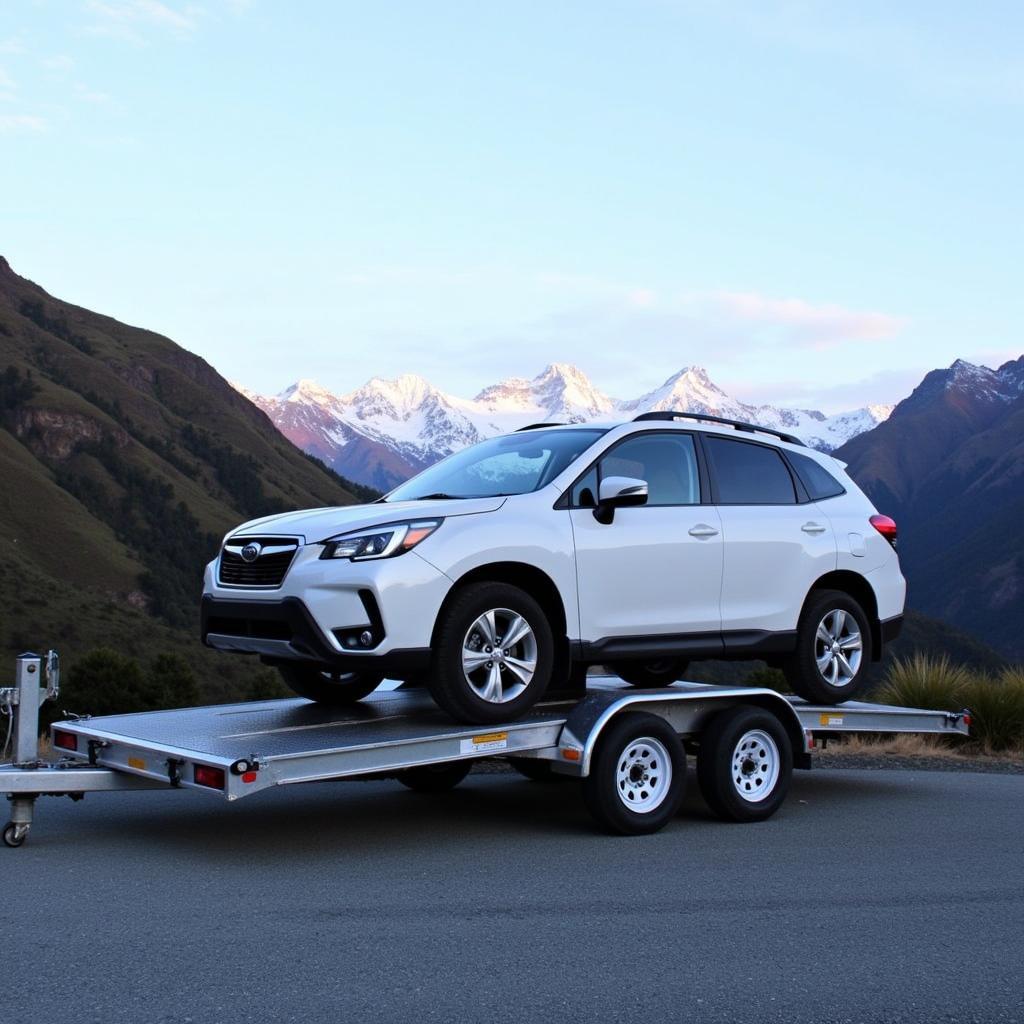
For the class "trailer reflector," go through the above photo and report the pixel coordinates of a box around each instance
[241,771,258,783]
[561,748,581,761]
[193,765,226,789]
[52,729,78,752]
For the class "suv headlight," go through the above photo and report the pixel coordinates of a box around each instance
[319,519,443,561]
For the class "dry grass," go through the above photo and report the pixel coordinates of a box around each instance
[823,732,1023,765]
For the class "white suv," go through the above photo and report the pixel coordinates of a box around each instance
[202,413,905,724]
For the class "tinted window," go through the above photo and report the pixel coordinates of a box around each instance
[705,437,796,504]
[571,466,598,508]
[599,433,700,506]
[788,451,846,501]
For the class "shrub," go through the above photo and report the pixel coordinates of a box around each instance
[56,648,201,720]
[876,655,1024,753]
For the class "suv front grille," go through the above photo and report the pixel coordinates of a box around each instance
[218,537,299,588]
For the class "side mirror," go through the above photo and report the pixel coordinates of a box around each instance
[594,476,648,524]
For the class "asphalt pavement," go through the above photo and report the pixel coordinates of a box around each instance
[4,767,1022,1024]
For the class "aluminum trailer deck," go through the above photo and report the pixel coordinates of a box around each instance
[2,651,970,847]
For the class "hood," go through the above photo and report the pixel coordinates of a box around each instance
[227,496,506,544]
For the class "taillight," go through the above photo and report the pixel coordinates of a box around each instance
[870,514,898,548]
[193,764,226,789]
[52,729,78,752]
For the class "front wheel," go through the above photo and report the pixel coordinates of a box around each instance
[783,590,871,704]
[397,760,472,793]
[609,658,689,688]
[582,713,687,835]
[429,582,554,724]
[277,663,383,706]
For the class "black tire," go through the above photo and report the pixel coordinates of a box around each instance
[782,589,872,704]
[696,705,793,823]
[509,758,570,783]
[428,582,554,724]
[609,658,689,688]
[3,822,25,849]
[397,760,473,793]
[582,712,687,835]
[277,663,383,706]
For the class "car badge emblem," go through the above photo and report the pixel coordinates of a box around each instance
[240,542,262,563]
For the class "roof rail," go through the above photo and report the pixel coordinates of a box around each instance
[631,410,805,447]
[516,422,567,432]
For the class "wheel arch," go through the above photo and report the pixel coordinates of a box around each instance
[804,570,882,662]
[432,561,569,650]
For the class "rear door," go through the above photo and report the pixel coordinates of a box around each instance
[569,430,723,643]
[702,435,836,642]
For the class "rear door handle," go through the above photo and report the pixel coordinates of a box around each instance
[688,524,719,538]
[801,522,827,534]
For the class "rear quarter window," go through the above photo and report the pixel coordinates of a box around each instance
[704,436,796,504]
[787,451,847,501]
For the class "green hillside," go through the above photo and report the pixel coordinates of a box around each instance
[0,256,375,703]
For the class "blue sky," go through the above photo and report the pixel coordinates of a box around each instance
[1,1,1022,411]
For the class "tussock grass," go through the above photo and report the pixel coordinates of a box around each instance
[875,655,1024,755]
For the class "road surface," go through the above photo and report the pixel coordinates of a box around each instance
[4,767,1022,1023]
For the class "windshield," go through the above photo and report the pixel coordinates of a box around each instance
[385,428,607,501]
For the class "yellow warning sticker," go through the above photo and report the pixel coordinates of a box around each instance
[460,731,509,754]
[127,756,146,770]
[819,714,844,727]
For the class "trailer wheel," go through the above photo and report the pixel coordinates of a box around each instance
[697,705,792,823]
[3,822,26,848]
[582,713,686,835]
[398,760,473,793]
[509,758,569,783]
[277,664,383,706]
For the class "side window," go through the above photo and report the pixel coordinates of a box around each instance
[571,466,598,508]
[705,437,796,504]
[787,451,846,501]
[598,433,700,507]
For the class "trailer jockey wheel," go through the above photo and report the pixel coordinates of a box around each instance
[3,822,28,848]
[582,712,687,835]
[397,760,473,793]
[696,704,793,823]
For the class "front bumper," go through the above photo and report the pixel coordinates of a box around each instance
[201,595,432,675]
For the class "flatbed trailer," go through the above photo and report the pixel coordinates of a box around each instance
[2,651,970,847]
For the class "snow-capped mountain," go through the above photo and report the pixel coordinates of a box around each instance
[238,364,894,491]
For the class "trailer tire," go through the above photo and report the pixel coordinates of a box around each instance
[277,664,383,706]
[429,582,554,724]
[3,822,26,848]
[582,713,686,835]
[398,760,473,793]
[697,705,792,823]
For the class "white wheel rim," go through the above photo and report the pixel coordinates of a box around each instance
[731,729,780,803]
[615,735,672,814]
[814,608,863,688]
[462,607,538,704]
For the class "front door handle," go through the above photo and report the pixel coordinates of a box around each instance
[688,524,719,538]
[801,522,827,535]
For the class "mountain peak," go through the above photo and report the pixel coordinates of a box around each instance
[279,378,337,404]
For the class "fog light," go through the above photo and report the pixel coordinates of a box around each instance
[359,630,374,647]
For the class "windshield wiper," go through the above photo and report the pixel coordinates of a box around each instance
[407,492,462,501]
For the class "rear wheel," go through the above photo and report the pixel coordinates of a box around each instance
[277,663,383,706]
[696,705,792,823]
[783,590,871,704]
[398,760,472,793]
[582,713,687,835]
[609,659,689,687]
[429,582,554,724]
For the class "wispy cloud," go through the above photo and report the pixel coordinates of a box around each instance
[41,54,76,72]
[83,0,203,42]
[711,291,906,349]
[0,113,47,133]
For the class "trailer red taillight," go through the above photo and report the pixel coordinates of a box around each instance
[52,729,78,752]
[870,514,898,548]
[193,764,226,789]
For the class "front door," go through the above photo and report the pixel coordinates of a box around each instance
[569,431,724,645]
